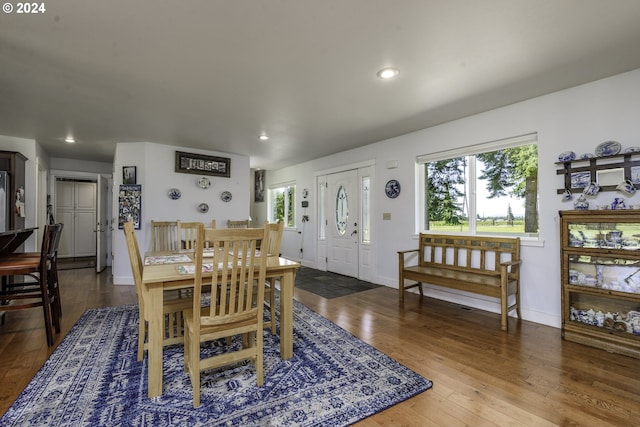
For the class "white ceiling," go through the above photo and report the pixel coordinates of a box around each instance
[2,0,640,170]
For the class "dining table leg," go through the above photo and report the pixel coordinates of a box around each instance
[279,269,295,360]
[146,281,164,398]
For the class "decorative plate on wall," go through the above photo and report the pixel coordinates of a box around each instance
[385,179,401,198]
[167,188,182,200]
[198,203,209,213]
[595,141,621,157]
[197,176,211,189]
[220,191,232,202]
[558,151,576,162]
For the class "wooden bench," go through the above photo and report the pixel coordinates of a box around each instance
[398,233,522,331]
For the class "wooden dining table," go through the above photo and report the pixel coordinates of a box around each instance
[141,252,300,398]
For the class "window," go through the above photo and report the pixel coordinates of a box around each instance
[417,134,539,237]
[269,183,296,227]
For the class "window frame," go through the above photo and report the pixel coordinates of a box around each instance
[268,182,296,228]
[416,133,538,237]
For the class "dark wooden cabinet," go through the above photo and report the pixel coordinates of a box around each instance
[0,151,27,231]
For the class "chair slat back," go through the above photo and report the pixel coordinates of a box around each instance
[123,221,145,312]
[177,221,202,250]
[264,220,284,257]
[150,220,179,252]
[41,224,63,271]
[226,219,250,229]
[193,226,269,328]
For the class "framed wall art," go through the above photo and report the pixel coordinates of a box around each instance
[175,151,231,177]
[596,167,624,187]
[123,166,137,184]
[255,169,265,202]
[118,184,141,229]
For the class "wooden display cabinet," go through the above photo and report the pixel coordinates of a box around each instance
[559,210,640,359]
[0,150,27,231]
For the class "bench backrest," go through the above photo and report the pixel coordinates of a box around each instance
[418,233,520,277]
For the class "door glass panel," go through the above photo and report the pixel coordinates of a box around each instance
[336,185,348,236]
[361,176,370,244]
[319,182,326,240]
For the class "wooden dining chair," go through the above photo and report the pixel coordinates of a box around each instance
[177,221,202,250]
[123,221,192,361]
[0,224,63,346]
[150,220,179,252]
[226,219,250,229]
[263,220,284,334]
[183,224,270,408]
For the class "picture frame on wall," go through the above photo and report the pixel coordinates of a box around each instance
[255,169,265,202]
[118,184,141,229]
[123,166,137,184]
[175,151,231,177]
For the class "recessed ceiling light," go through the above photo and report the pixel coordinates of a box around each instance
[376,67,399,79]
[259,134,269,141]
[64,136,76,143]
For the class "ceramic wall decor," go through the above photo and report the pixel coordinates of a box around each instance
[167,188,182,200]
[595,141,621,157]
[583,181,600,196]
[558,151,576,162]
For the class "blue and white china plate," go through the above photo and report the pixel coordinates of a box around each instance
[167,188,181,200]
[624,146,640,154]
[595,141,621,157]
[198,202,209,213]
[558,151,576,162]
[198,176,211,189]
[385,179,401,198]
[579,153,594,160]
[220,191,232,202]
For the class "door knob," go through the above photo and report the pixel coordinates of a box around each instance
[350,230,358,237]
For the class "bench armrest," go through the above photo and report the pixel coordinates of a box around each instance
[500,259,522,277]
[398,249,419,269]
[398,249,419,255]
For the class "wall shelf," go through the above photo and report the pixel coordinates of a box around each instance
[556,153,640,194]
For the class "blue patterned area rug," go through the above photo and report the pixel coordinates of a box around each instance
[2,298,432,426]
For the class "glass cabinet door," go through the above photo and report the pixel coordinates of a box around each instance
[566,221,640,250]
[567,254,640,294]
[568,291,640,336]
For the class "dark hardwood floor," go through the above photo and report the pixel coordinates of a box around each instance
[1,267,639,426]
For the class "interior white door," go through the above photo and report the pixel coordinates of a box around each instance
[327,169,358,278]
[55,181,74,258]
[96,175,109,272]
[55,180,97,258]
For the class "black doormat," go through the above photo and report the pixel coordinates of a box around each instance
[295,267,381,299]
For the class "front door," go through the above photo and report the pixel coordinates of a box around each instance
[327,169,358,278]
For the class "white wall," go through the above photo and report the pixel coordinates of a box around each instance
[261,68,640,328]
[112,142,251,284]
[50,157,112,175]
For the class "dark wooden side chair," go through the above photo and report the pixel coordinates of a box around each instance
[0,224,64,346]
